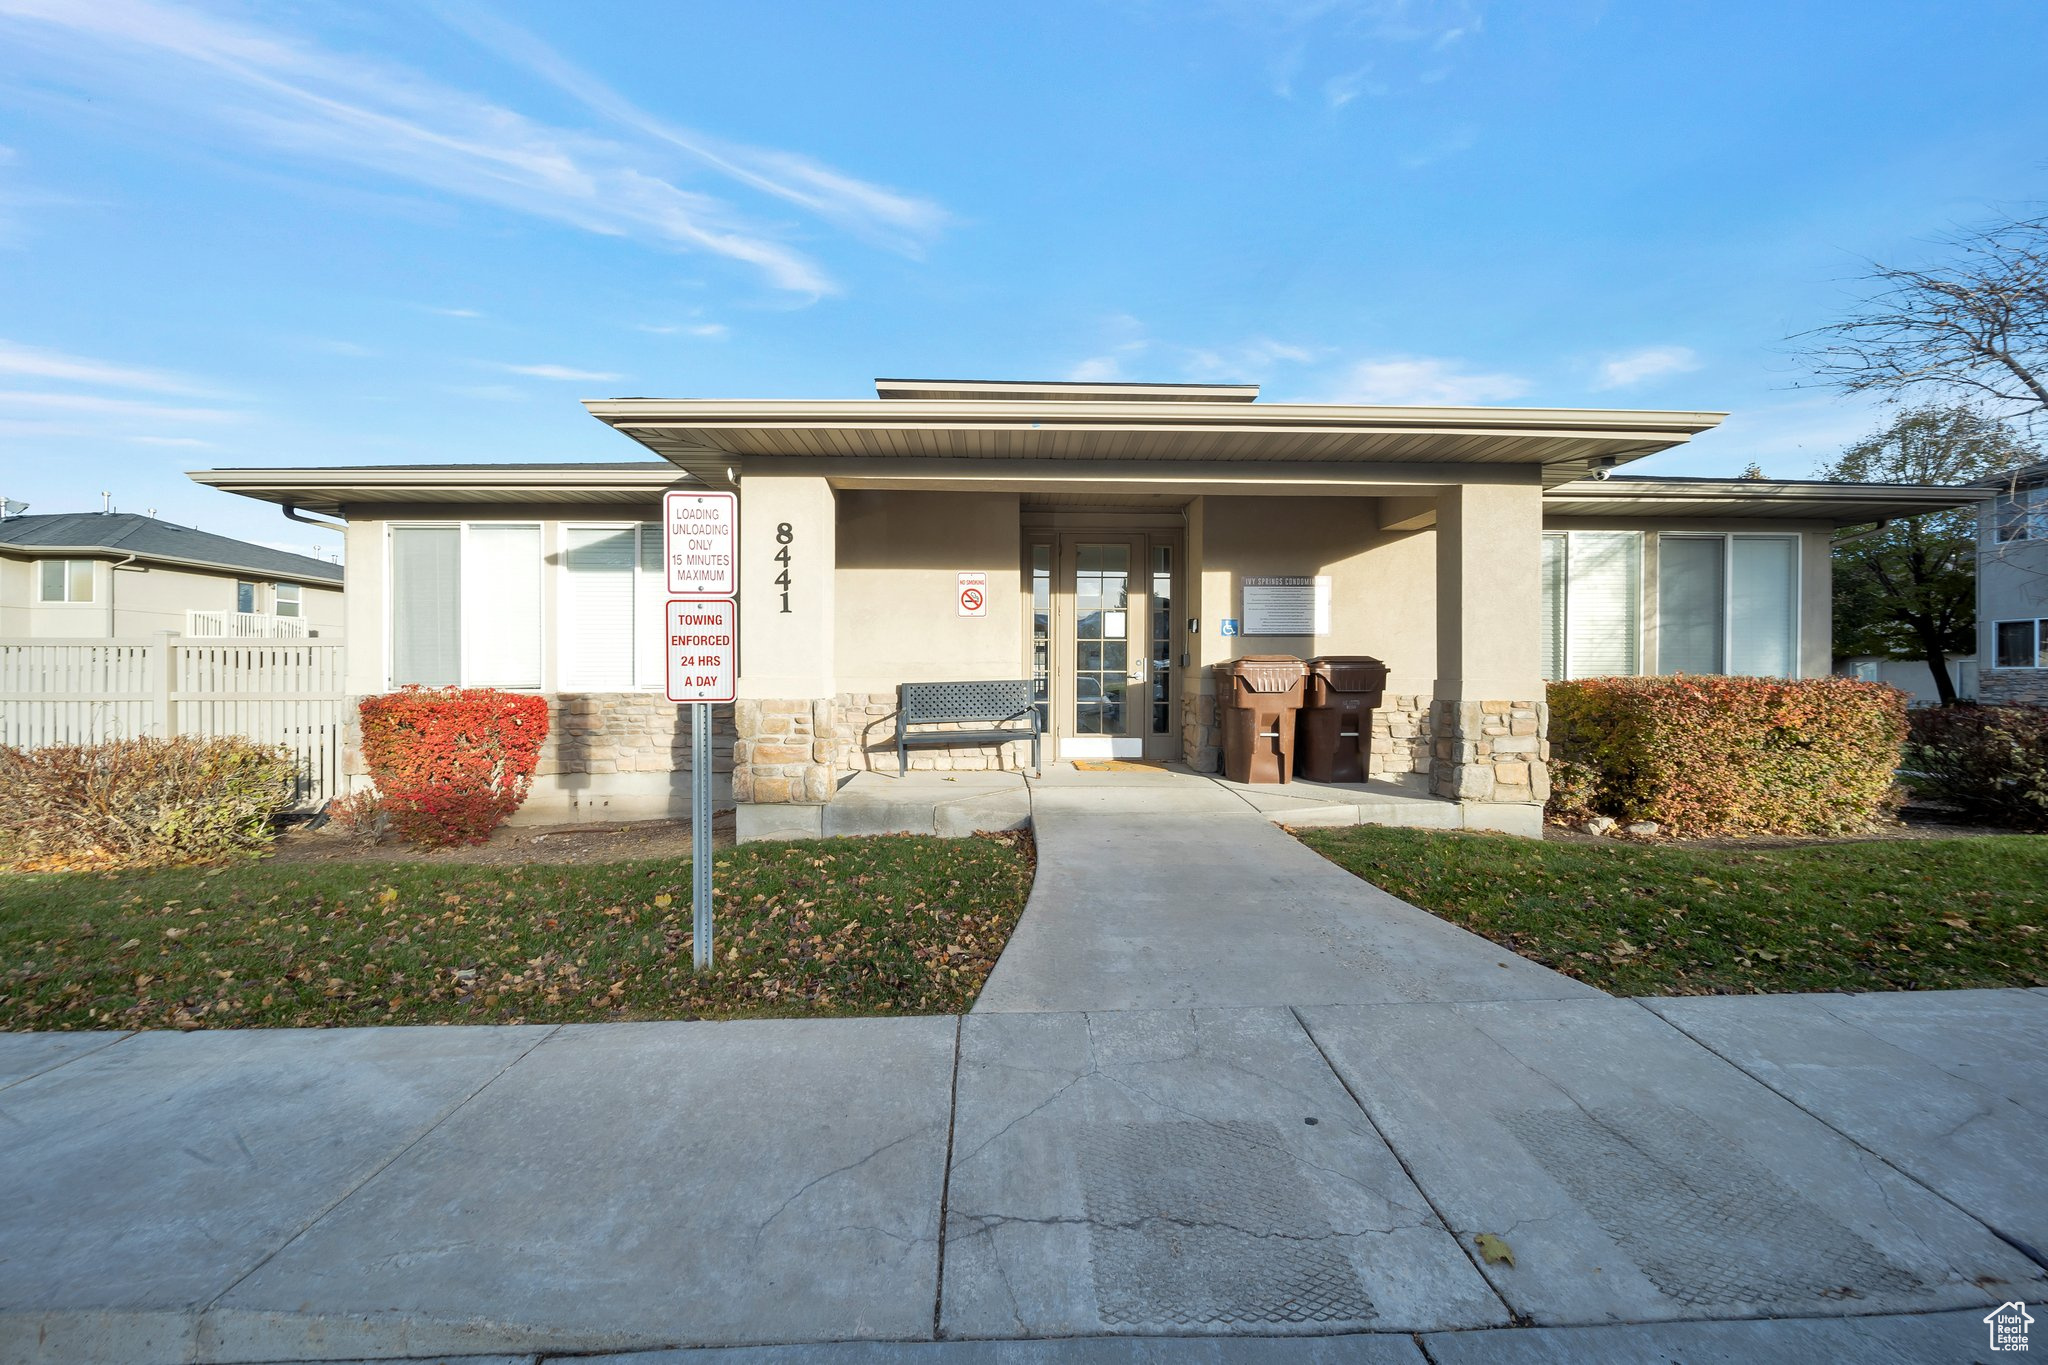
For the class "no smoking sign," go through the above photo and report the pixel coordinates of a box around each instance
[957,571,988,618]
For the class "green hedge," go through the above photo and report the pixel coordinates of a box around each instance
[1547,675,1907,835]
[0,736,298,870]
[1906,705,2048,831]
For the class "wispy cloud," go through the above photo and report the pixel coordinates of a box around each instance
[1324,64,1380,109]
[0,337,210,394]
[638,321,729,340]
[491,362,625,382]
[0,0,946,295]
[1594,345,1702,390]
[1068,317,1321,385]
[129,434,215,447]
[433,2,951,255]
[0,390,237,422]
[1066,355,1128,382]
[1324,355,1530,405]
[424,305,482,319]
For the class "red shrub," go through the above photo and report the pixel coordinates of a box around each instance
[357,688,549,846]
[1548,675,1907,835]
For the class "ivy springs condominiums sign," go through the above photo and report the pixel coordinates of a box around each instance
[1240,575,1332,636]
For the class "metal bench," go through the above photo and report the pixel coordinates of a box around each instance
[895,679,1041,776]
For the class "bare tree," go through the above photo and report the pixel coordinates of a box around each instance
[1801,212,2048,423]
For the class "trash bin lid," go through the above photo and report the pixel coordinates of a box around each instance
[1227,655,1305,693]
[1307,656,1387,690]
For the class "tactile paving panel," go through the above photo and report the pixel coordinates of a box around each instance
[1503,1103,1924,1309]
[1078,1120,1375,1329]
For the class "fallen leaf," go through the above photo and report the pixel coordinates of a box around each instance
[1473,1233,1516,1268]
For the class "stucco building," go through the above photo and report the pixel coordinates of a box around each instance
[194,378,1980,836]
[0,510,343,640]
[1979,460,2048,705]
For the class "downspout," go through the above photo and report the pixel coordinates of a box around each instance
[283,502,346,532]
[106,553,136,637]
[1829,519,1890,548]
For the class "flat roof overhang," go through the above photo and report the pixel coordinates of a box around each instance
[1544,475,1991,527]
[186,462,689,518]
[582,398,1729,490]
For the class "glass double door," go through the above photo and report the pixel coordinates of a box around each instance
[1029,533,1177,760]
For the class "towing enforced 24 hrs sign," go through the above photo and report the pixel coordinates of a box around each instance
[662,489,737,597]
[665,597,736,704]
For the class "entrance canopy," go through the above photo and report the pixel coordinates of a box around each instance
[585,380,1728,493]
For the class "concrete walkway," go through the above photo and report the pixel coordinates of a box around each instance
[975,763,1590,1012]
[4,991,2045,1363]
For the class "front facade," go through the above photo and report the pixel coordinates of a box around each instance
[0,512,343,640]
[1979,461,2048,705]
[196,380,1978,836]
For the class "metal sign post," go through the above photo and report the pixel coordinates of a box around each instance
[692,701,713,971]
[663,491,739,973]
[667,597,736,970]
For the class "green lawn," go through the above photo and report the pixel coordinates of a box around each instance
[0,833,1034,1031]
[1297,826,2048,996]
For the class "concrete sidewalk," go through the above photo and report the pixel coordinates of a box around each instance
[975,766,1593,1013]
[3,991,2045,1363]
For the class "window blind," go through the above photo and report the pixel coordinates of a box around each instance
[1729,536,1797,677]
[633,524,664,690]
[563,527,637,690]
[1658,536,1725,675]
[391,527,460,686]
[463,525,542,687]
[1564,532,1640,678]
[1540,534,1566,682]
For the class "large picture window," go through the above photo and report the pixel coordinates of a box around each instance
[389,523,541,688]
[560,523,665,691]
[1995,619,2048,669]
[1658,533,1800,678]
[1540,531,1641,681]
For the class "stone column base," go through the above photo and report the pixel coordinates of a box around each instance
[732,698,836,803]
[1431,698,1549,808]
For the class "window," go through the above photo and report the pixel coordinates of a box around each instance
[389,523,542,688]
[560,524,665,691]
[1539,531,1641,680]
[236,580,258,614]
[1028,543,1051,733]
[1150,544,1173,736]
[273,581,302,618]
[1995,619,2048,669]
[37,559,94,603]
[1994,486,2048,543]
[1658,534,1800,678]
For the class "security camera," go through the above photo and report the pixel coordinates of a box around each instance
[1591,467,1612,481]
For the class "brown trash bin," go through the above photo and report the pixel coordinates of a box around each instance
[1212,655,1306,784]
[1296,656,1389,783]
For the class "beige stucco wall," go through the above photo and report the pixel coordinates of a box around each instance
[1188,493,1438,692]
[0,551,342,640]
[1543,517,1835,679]
[835,490,1024,692]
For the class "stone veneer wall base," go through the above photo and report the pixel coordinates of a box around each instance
[1430,698,1549,810]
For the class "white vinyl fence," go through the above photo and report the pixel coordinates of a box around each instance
[0,635,347,807]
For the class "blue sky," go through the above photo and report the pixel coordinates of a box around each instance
[1,0,2045,555]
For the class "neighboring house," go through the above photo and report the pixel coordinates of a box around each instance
[0,511,343,640]
[1978,459,2048,705]
[1837,654,1978,705]
[193,379,1982,836]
